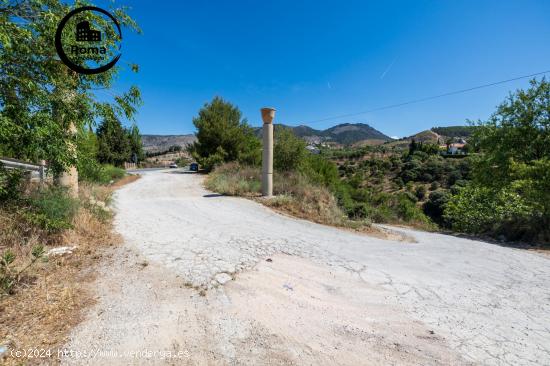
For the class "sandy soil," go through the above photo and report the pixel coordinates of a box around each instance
[62,169,550,365]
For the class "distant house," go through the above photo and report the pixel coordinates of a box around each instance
[305,145,320,154]
[448,143,466,155]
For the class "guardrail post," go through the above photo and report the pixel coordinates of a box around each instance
[24,170,32,184]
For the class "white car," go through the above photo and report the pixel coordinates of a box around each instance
[169,163,178,168]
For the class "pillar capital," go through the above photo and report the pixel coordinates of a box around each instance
[260,107,276,124]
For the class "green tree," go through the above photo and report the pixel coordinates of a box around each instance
[444,185,531,234]
[423,190,450,224]
[470,79,550,189]
[76,127,101,181]
[126,123,144,163]
[274,128,306,171]
[0,0,141,174]
[96,115,130,167]
[189,97,260,171]
[408,138,418,155]
[445,78,550,242]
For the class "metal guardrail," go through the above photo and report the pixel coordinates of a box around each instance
[0,157,48,183]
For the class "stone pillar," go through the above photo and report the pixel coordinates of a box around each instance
[261,107,275,197]
[39,160,46,185]
[58,122,78,197]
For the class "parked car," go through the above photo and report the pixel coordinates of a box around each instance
[189,162,199,171]
[169,163,178,168]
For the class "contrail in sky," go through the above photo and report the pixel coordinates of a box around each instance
[380,58,397,79]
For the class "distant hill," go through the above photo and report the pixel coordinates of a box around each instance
[431,126,476,138]
[385,125,473,149]
[254,123,392,145]
[141,124,471,152]
[141,134,196,152]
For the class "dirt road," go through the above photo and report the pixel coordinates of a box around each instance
[63,169,550,365]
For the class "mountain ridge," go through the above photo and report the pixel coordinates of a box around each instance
[141,124,472,151]
[141,134,196,152]
[253,122,392,145]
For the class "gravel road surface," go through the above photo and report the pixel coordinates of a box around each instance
[63,169,550,365]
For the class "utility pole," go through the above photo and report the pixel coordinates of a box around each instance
[261,107,275,197]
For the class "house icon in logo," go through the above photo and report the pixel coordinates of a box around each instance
[76,21,101,41]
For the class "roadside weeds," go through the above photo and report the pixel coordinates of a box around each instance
[205,164,412,242]
[0,176,139,365]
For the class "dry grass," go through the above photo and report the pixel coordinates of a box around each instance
[204,162,261,196]
[204,163,398,239]
[205,163,348,227]
[109,174,140,188]
[268,172,348,227]
[0,176,138,365]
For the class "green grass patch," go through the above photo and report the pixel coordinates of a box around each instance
[23,187,79,232]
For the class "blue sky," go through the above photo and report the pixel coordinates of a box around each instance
[98,0,550,137]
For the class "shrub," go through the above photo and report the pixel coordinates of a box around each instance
[346,202,371,219]
[175,156,191,167]
[367,204,394,223]
[78,160,104,183]
[443,185,532,235]
[403,191,418,203]
[272,171,346,226]
[205,162,261,196]
[1,244,44,295]
[366,192,431,226]
[394,193,426,222]
[447,170,463,186]
[301,155,340,188]
[420,172,433,182]
[24,187,79,232]
[274,128,306,171]
[99,164,126,184]
[0,165,23,202]
[80,164,126,185]
[401,169,418,183]
[394,177,404,189]
[77,128,102,182]
[206,162,347,227]
[415,185,427,200]
[423,190,450,224]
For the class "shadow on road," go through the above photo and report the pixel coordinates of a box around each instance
[439,230,550,252]
[203,193,224,198]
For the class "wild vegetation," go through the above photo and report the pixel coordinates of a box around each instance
[0,178,131,364]
[78,118,144,182]
[0,0,142,361]
[200,80,549,244]
[445,79,550,243]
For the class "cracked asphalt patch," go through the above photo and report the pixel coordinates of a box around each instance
[64,169,550,365]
